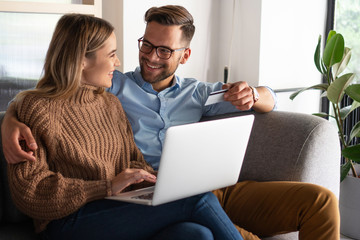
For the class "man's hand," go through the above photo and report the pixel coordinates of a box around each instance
[222,82,254,111]
[1,104,37,164]
[222,82,275,113]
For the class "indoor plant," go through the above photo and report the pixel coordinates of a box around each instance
[290,30,360,239]
[290,30,360,181]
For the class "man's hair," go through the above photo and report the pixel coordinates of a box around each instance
[144,5,195,45]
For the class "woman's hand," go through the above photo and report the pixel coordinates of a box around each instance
[111,168,157,195]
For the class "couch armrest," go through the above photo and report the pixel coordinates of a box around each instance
[201,110,340,198]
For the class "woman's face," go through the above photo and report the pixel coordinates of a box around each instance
[82,32,120,88]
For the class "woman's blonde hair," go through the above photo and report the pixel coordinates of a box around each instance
[16,14,114,101]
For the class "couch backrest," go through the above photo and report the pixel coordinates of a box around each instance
[201,110,340,198]
[0,111,30,224]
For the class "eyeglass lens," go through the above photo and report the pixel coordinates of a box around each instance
[138,40,173,59]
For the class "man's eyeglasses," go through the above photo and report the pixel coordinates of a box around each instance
[138,37,187,60]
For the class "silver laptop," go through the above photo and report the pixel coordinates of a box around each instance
[106,115,254,206]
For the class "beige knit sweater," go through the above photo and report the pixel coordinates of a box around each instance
[8,85,154,233]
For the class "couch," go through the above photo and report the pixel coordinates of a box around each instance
[0,110,340,240]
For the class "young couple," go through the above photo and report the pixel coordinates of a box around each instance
[1,5,339,240]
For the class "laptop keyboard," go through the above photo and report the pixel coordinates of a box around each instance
[131,192,154,200]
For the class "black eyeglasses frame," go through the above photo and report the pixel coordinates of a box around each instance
[137,37,187,60]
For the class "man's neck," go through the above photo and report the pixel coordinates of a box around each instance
[152,76,175,92]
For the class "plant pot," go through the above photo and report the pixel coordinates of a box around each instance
[340,175,360,239]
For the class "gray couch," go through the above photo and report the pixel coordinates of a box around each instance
[0,110,340,240]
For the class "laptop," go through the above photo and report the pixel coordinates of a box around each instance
[105,115,254,206]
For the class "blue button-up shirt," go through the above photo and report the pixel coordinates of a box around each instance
[109,67,275,169]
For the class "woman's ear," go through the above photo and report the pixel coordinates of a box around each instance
[82,58,88,70]
[180,48,191,64]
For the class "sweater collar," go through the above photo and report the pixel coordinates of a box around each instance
[68,84,102,105]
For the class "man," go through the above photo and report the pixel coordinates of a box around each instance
[1,5,339,240]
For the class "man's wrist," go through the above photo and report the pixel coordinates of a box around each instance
[250,86,259,103]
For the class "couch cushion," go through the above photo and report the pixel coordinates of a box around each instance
[0,221,39,240]
[262,232,298,240]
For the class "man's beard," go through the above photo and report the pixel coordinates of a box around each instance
[140,57,180,84]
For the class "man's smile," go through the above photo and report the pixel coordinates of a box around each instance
[145,60,162,70]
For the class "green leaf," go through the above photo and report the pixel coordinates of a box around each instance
[340,105,352,120]
[341,161,352,182]
[345,84,360,102]
[314,35,323,74]
[332,47,352,78]
[348,122,360,144]
[321,61,327,74]
[340,101,360,120]
[342,144,360,163]
[289,83,329,100]
[313,112,334,119]
[350,100,360,112]
[327,73,355,103]
[326,30,337,43]
[320,91,327,98]
[326,30,336,43]
[323,34,345,68]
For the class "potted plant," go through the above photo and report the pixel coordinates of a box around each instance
[290,30,360,239]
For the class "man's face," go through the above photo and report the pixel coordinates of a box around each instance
[139,21,190,92]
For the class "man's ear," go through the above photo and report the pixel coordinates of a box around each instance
[180,48,191,64]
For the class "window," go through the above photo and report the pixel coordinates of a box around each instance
[0,0,101,111]
[335,0,360,82]
[334,0,360,147]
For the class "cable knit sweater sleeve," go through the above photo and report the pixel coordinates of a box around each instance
[8,94,111,224]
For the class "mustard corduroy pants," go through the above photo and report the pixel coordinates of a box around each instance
[213,181,340,240]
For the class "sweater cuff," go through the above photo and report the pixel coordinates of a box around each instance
[84,180,112,202]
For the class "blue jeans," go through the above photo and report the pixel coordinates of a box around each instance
[152,222,214,240]
[41,192,243,240]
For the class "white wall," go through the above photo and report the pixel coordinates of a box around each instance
[259,0,327,113]
[212,0,263,86]
[216,0,327,114]
[102,0,123,71]
[259,0,327,88]
[103,0,329,114]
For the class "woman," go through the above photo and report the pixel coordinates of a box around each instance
[8,14,243,240]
